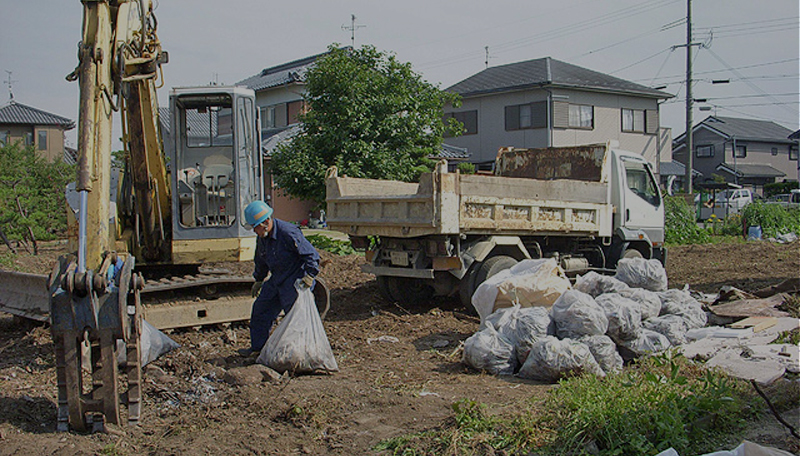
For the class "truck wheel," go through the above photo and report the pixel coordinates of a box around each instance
[386,276,434,306]
[469,255,518,315]
[458,267,478,315]
[622,248,644,260]
[376,276,396,302]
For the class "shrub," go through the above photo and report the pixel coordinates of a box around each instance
[665,196,710,244]
[740,201,800,238]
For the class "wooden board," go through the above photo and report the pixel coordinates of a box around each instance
[729,316,778,332]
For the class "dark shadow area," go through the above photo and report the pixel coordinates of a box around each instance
[0,395,58,434]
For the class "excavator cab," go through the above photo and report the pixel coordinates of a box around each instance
[169,86,262,264]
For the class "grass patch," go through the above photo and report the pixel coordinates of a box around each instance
[377,352,757,456]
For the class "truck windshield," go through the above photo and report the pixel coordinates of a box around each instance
[623,159,660,207]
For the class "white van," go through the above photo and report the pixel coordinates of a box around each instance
[715,188,753,213]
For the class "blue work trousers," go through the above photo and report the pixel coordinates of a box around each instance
[249,280,298,352]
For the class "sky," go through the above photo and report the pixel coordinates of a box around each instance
[1,0,797,152]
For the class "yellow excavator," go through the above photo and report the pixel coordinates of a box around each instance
[40,0,330,433]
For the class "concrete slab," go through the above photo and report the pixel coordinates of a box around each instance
[706,348,786,384]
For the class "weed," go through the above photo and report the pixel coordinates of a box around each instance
[305,234,357,255]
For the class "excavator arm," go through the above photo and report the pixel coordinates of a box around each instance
[50,0,168,432]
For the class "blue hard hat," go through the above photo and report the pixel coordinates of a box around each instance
[244,200,273,228]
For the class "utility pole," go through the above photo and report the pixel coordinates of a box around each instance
[342,14,366,48]
[684,0,694,194]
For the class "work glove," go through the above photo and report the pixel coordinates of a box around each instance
[296,274,315,290]
[251,280,263,298]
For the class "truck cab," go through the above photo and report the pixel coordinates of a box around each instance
[609,149,666,263]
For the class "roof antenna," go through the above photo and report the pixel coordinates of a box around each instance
[485,46,489,69]
[342,14,366,48]
[4,70,16,101]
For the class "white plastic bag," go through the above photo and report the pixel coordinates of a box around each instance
[485,305,554,365]
[471,258,571,323]
[614,258,668,291]
[658,288,707,329]
[462,322,516,375]
[258,285,338,374]
[579,335,623,374]
[574,271,629,297]
[518,336,604,382]
[643,314,689,345]
[551,290,609,339]
[595,293,642,342]
[115,319,179,367]
[617,328,671,361]
[615,288,662,320]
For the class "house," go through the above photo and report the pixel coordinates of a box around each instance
[237,49,470,222]
[659,160,701,195]
[672,116,799,194]
[442,57,672,169]
[0,100,75,162]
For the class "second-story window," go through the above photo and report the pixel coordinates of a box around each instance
[444,110,478,137]
[505,101,546,130]
[696,144,714,158]
[621,108,645,133]
[261,106,276,129]
[734,145,747,158]
[569,104,593,129]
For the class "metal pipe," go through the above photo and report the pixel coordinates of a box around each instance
[78,191,88,273]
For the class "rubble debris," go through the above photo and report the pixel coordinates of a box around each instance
[708,293,791,319]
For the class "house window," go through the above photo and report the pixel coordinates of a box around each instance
[24,132,33,146]
[505,102,547,130]
[696,145,714,158]
[621,108,645,133]
[734,145,746,158]
[568,104,593,129]
[790,147,798,161]
[38,131,48,150]
[287,100,305,124]
[444,110,478,137]
[771,147,778,156]
[0,131,7,145]
[261,106,276,129]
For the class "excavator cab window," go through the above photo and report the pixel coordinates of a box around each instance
[175,94,237,228]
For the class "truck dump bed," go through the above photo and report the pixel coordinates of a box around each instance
[325,144,614,239]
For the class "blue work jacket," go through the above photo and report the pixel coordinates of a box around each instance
[253,219,320,288]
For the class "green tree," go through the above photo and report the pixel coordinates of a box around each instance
[0,142,75,254]
[269,44,462,204]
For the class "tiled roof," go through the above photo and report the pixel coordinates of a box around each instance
[660,161,701,177]
[238,48,350,92]
[700,116,795,143]
[716,163,786,178]
[0,101,74,129]
[446,57,671,99]
[437,143,470,160]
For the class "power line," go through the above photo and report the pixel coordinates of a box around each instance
[704,46,797,118]
[634,57,799,83]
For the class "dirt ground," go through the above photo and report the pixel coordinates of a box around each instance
[0,240,798,455]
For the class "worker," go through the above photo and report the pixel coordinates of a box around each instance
[238,200,320,357]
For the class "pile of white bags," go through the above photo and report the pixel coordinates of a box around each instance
[463,258,707,382]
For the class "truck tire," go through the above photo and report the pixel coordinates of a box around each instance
[622,248,644,260]
[466,255,518,314]
[458,267,478,314]
[386,276,434,306]
[376,276,396,302]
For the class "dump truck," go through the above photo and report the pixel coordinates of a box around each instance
[325,142,666,310]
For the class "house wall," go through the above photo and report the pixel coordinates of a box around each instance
[444,88,661,165]
[724,140,796,179]
[675,125,798,185]
[255,84,305,129]
[0,124,65,162]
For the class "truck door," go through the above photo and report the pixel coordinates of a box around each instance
[618,155,664,244]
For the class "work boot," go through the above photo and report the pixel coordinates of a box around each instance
[237,348,258,357]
